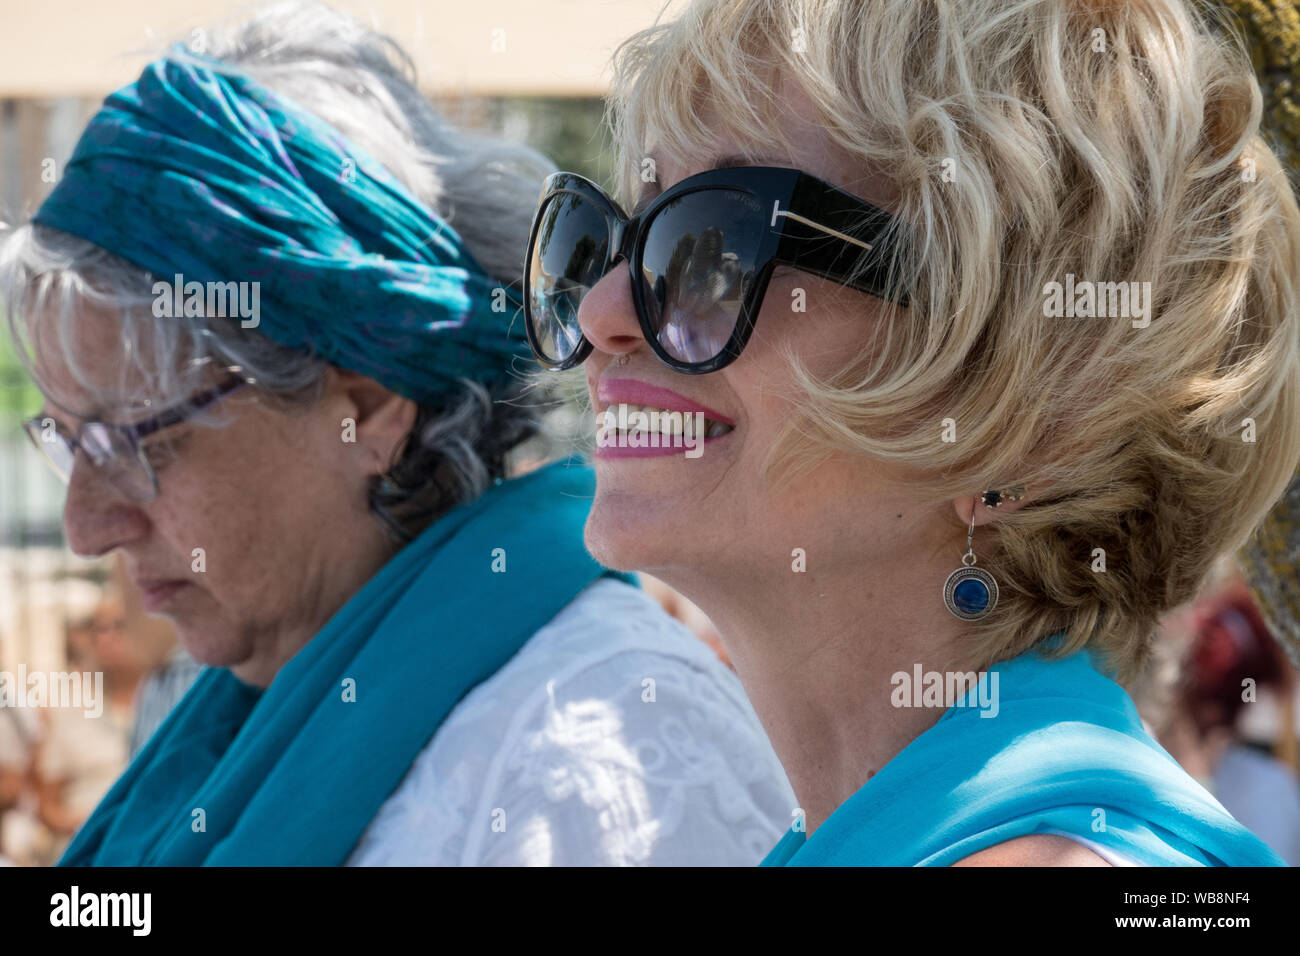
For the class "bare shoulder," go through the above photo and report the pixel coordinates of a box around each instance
[952,834,1113,867]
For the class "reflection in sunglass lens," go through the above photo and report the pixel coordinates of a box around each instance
[639,189,764,366]
[528,191,610,363]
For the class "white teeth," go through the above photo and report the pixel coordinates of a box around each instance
[597,403,736,440]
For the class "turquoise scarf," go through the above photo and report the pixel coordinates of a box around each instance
[762,644,1285,866]
[32,54,531,406]
[61,461,619,865]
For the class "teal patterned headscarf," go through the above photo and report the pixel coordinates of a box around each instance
[32,52,532,405]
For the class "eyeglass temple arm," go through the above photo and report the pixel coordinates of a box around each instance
[124,377,247,441]
[772,201,876,251]
[771,198,910,307]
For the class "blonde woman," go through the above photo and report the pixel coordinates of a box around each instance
[524,0,1300,865]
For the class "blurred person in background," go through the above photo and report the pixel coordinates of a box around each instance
[0,705,38,865]
[0,709,27,820]
[128,644,202,760]
[1223,451,1300,869]
[0,1,792,866]
[1162,574,1300,864]
[35,595,147,853]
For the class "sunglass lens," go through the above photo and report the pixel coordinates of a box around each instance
[527,191,610,364]
[638,189,764,366]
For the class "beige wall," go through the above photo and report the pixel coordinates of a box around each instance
[1,99,99,215]
[0,0,683,99]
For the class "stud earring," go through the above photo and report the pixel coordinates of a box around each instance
[980,486,1025,509]
[942,494,1001,621]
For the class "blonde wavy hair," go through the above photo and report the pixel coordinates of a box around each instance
[607,0,1300,683]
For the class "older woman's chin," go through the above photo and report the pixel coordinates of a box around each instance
[178,635,254,673]
[154,609,250,671]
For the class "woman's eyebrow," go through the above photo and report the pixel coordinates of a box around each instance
[710,153,788,169]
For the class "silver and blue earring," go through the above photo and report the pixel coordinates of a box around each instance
[942,489,1022,621]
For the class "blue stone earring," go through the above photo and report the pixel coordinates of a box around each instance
[941,490,1019,621]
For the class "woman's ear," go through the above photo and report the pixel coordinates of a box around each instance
[328,368,418,475]
[953,489,1030,528]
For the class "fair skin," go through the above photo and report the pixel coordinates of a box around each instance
[34,307,416,688]
[575,80,1107,867]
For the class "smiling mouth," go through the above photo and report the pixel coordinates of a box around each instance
[596,402,736,440]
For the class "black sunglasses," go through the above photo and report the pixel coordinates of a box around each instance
[524,165,908,374]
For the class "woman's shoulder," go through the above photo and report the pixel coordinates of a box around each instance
[347,577,795,866]
[446,576,758,725]
[952,834,1114,867]
[531,576,726,663]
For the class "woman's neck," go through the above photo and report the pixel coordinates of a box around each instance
[662,545,975,835]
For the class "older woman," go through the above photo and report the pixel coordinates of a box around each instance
[0,2,794,865]
[525,0,1300,865]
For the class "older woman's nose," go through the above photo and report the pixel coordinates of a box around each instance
[576,267,644,360]
[62,457,149,558]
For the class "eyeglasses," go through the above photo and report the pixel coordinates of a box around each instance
[524,166,908,374]
[21,377,245,503]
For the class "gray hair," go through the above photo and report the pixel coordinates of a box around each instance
[0,0,557,543]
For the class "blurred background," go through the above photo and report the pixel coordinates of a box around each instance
[1,0,1298,867]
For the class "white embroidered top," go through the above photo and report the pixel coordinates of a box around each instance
[345,578,796,866]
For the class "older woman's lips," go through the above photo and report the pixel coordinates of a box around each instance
[138,580,189,613]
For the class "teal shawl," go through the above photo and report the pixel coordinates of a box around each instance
[61,461,619,865]
[762,644,1285,867]
[31,54,531,406]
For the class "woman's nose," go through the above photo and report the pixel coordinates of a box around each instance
[576,264,644,360]
[62,456,149,558]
